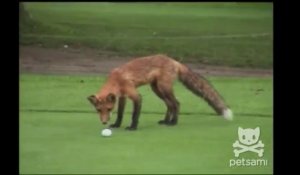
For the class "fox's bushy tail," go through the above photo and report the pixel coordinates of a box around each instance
[178,65,233,120]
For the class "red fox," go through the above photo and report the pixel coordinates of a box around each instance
[88,54,233,130]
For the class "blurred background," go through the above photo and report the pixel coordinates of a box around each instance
[20,2,273,69]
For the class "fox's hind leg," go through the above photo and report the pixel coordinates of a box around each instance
[152,79,180,125]
[151,82,172,124]
[164,91,180,125]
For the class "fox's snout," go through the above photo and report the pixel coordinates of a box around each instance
[99,115,109,125]
[99,112,111,125]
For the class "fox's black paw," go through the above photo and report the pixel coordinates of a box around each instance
[166,121,177,126]
[158,120,168,125]
[125,126,137,131]
[158,120,177,126]
[109,123,121,128]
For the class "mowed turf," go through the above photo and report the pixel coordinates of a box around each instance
[20,74,273,174]
[20,2,273,68]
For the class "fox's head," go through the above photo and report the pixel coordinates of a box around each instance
[87,93,116,125]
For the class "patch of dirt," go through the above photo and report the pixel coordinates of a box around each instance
[19,46,272,77]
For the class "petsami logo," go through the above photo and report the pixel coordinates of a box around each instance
[233,127,264,157]
[229,127,268,167]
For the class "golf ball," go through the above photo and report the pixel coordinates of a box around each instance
[101,129,112,137]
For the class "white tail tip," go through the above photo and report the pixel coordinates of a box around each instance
[223,108,233,121]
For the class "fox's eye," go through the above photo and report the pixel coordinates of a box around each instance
[97,109,102,113]
[107,108,112,111]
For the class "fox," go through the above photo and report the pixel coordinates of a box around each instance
[88,54,233,130]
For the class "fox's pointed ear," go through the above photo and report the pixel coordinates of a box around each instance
[87,95,98,105]
[107,93,116,103]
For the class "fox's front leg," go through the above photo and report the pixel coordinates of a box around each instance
[110,97,126,128]
[126,94,142,130]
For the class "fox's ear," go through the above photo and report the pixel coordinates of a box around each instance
[106,93,116,103]
[87,95,98,105]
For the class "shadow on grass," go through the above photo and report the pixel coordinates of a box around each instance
[20,109,272,118]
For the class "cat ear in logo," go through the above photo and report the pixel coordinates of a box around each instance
[238,127,243,135]
[254,127,260,134]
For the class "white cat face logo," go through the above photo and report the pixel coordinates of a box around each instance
[238,127,260,145]
[233,127,264,157]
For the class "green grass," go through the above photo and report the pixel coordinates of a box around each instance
[20,74,273,174]
[20,2,273,68]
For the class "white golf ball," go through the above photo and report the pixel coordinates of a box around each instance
[101,129,112,137]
